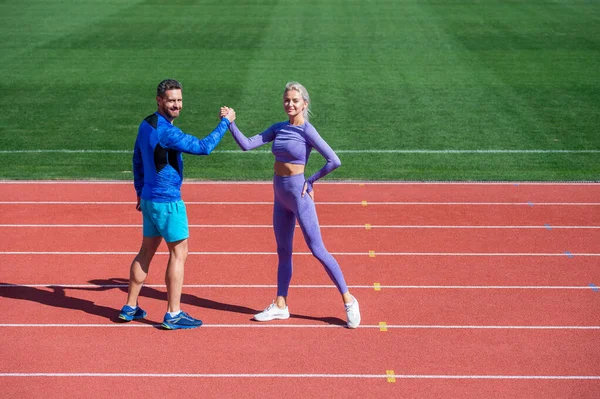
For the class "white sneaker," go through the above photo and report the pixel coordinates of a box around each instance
[253,301,290,321]
[345,295,361,328]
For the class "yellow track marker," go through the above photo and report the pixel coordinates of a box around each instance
[386,370,396,383]
[365,223,372,230]
[368,250,376,258]
[379,322,388,332]
[359,183,364,186]
[373,282,381,291]
[362,200,368,206]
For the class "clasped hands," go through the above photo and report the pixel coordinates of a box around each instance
[220,106,236,122]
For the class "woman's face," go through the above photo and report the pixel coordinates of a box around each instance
[283,89,307,120]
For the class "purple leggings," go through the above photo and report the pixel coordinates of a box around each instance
[273,173,349,297]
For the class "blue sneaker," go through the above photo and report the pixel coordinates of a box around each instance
[162,311,203,330]
[118,305,147,321]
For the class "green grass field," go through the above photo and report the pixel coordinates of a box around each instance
[1,0,598,181]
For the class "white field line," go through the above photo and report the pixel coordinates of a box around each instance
[0,181,598,186]
[1,251,599,256]
[2,149,600,154]
[1,224,599,229]
[0,372,599,380]
[1,201,599,206]
[0,283,595,290]
[0,323,599,331]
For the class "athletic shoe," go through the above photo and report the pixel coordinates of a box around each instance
[345,295,361,329]
[118,305,147,321]
[253,301,290,322]
[162,311,203,330]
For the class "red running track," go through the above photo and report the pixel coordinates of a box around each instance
[0,181,599,398]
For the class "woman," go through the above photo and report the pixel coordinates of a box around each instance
[221,81,360,328]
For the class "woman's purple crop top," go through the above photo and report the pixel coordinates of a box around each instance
[229,121,341,190]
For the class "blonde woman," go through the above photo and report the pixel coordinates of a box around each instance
[222,82,360,328]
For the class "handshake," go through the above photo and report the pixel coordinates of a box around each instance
[220,106,236,123]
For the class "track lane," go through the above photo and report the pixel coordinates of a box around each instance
[2,377,598,399]
[1,254,599,287]
[0,287,597,327]
[1,327,598,378]
[2,226,598,253]
[2,181,600,203]
[2,203,599,225]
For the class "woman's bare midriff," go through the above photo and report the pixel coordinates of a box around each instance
[274,161,305,176]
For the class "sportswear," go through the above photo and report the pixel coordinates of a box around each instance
[133,112,230,202]
[229,121,340,192]
[345,295,361,328]
[253,301,290,321]
[140,199,189,242]
[229,122,349,297]
[118,305,147,321]
[162,311,203,330]
[273,173,348,296]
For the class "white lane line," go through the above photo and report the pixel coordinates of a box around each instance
[1,201,599,205]
[1,251,599,256]
[0,284,595,290]
[1,181,599,190]
[0,372,599,380]
[0,180,598,185]
[0,324,598,330]
[1,224,599,229]
[2,149,599,154]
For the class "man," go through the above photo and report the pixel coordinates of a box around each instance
[118,79,235,330]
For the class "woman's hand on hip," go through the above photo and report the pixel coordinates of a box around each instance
[302,182,314,200]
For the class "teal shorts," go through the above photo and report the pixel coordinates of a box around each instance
[140,199,189,243]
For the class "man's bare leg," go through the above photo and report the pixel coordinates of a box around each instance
[125,236,162,307]
[165,238,188,313]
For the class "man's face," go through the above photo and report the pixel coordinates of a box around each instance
[157,89,183,122]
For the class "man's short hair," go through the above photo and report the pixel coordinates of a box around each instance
[157,79,183,97]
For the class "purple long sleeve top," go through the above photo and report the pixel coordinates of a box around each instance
[229,121,341,191]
